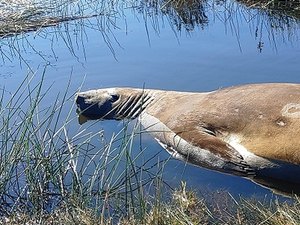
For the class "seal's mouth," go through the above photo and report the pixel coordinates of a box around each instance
[75,93,97,116]
[75,94,86,112]
[75,93,97,124]
[75,101,105,125]
[75,106,91,125]
[78,114,89,125]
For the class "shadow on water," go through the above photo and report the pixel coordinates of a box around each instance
[0,0,299,67]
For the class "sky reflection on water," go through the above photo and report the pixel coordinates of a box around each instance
[0,0,300,197]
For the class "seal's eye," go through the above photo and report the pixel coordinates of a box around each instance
[109,94,119,103]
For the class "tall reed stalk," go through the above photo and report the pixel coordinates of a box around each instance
[0,72,299,224]
[0,72,166,223]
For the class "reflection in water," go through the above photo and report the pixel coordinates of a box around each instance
[243,9,300,51]
[159,0,209,31]
[0,0,299,66]
[133,0,300,51]
[237,0,300,19]
[0,0,111,38]
[0,0,299,201]
[0,0,122,66]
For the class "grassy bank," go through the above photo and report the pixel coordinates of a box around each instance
[0,0,111,38]
[0,74,299,224]
[1,0,299,66]
[237,0,300,18]
[3,182,300,224]
[0,73,167,223]
[0,0,299,39]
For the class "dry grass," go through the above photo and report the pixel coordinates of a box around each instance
[0,0,104,38]
[0,0,50,36]
[0,0,298,41]
[122,182,300,225]
[2,182,299,225]
[2,204,99,225]
[0,74,298,223]
[237,0,300,18]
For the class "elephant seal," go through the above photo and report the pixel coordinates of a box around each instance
[75,83,300,195]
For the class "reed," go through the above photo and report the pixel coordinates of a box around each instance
[0,0,299,67]
[0,73,299,224]
[0,0,299,40]
[121,183,300,225]
[237,0,300,18]
[0,0,112,38]
[2,181,300,224]
[0,72,167,223]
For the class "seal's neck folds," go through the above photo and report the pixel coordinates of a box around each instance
[114,90,155,120]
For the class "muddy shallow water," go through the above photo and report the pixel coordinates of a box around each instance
[1,0,300,198]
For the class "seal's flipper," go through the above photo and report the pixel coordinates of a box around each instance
[153,125,255,177]
[174,127,243,161]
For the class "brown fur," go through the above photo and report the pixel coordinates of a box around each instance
[145,83,300,165]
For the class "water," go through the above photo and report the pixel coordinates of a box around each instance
[1,0,300,198]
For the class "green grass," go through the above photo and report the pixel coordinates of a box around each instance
[0,0,299,40]
[0,72,299,224]
[2,182,300,224]
[0,72,167,223]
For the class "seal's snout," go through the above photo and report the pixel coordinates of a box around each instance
[75,90,115,120]
[75,93,91,125]
[75,93,91,111]
[76,93,87,105]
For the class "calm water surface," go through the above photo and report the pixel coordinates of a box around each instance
[1,0,300,197]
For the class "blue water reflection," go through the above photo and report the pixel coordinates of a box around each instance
[0,0,299,198]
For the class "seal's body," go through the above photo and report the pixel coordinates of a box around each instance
[76,83,300,195]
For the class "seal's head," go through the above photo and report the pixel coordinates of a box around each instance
[76,88,120,121]
[76,88,153,123]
